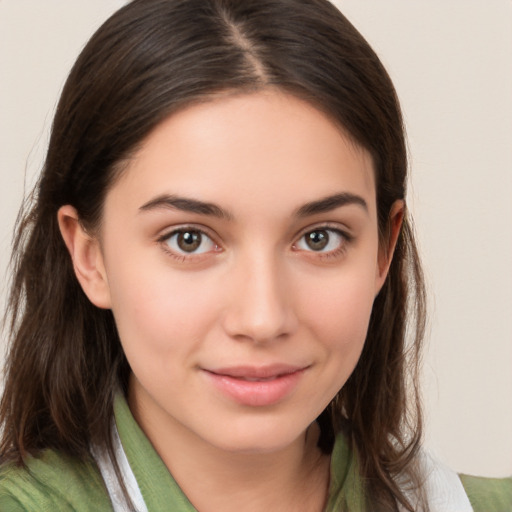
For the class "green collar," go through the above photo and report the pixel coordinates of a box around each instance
[325,427,365,512]
[114,395,197,510]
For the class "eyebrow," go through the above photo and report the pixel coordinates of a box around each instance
[139,194,233,220]
[139,191,367,220]
[295,192,368,217]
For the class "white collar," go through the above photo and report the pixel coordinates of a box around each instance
[398,450,473,512]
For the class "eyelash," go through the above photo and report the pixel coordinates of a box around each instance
[157,224,353,262]
[157,226,220,262]
[293,225,352,260]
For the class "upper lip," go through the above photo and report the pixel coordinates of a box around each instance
[205,364,308,379]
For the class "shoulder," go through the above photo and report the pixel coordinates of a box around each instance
[0,449,112,511]
[459,474,512,512]
[412,451,512,512]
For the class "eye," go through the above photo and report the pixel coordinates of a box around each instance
[295,228,345,253]
[163,228,217,255]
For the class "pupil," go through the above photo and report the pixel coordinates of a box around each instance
[177,231,201,252]
[307,230,329,251]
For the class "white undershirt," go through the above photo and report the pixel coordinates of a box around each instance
[92,426,148,512]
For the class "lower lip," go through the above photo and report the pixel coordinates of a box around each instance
[204,369,305,407]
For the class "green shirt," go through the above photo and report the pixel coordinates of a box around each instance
[0,396,510,511]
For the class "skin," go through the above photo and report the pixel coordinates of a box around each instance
[59,90,403,512]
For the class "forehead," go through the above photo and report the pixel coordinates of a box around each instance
[107,90,376,219]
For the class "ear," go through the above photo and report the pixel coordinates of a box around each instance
[57,205,112,309]
[375,200,405,293]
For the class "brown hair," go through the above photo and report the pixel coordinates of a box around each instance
[0,0,427,510]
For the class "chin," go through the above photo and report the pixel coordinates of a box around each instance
[202,416,312,455]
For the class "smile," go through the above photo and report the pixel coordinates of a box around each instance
[236,376,279,382]
[203,365,308,407]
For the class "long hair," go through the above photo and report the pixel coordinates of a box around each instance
[0,1,427,510]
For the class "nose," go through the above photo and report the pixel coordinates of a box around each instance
[221,252,298,344]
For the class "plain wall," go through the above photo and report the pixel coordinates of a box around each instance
[1,1,511,477]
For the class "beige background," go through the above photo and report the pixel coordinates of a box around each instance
[1,1,511,477]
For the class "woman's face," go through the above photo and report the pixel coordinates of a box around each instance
[87,91,393,454]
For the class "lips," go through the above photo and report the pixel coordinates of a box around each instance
[209,364,303,379]
[203,364,308,407]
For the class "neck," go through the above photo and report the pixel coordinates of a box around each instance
[129,388,331,512]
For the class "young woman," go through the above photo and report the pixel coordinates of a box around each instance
[0,1,510,511]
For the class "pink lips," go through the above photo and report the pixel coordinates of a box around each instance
[203,364,307,407]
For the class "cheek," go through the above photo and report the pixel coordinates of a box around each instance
[301,266,377,344]
[311,277,376,390]
[106,263,221,364]
[297,260,378,389]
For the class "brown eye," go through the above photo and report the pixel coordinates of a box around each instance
[177,231,201,252]
[164,229,216,254]
[295,228,345,253]
[305,230,329,251]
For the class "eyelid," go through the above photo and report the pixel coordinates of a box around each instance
[157,224,223,258]
[292,223,353,257]
[293,222,353,243]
